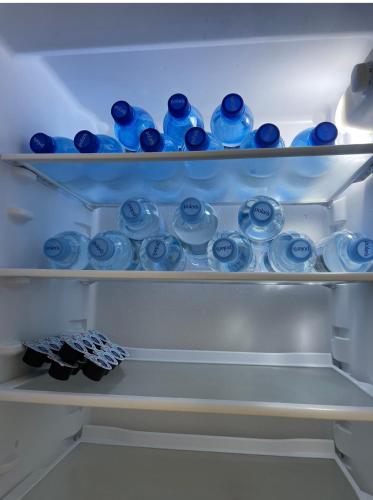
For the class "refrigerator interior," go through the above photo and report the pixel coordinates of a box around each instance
[0,4,372,499]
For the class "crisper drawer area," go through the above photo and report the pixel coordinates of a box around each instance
[8,427,358,500]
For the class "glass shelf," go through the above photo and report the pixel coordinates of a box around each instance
[2,144,372,207]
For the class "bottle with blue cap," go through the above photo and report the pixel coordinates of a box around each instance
[238,196,285,243]
[118,198,161,240]
[241,123,284,150]
[207,231,255,272]
[139,128,178,153]
[111,100,155,152]
[163,93,204,149]
[263,232,316,272]
[210,93,253,148]
[291,122,338,147]
[316,230,373,272]
[74,130,123,154]
[183,127,223,183]
[30,133,77,154]
[172,197,218,265]
[44,231,90,270]
[88,231,139,271]
[140,234,186,271]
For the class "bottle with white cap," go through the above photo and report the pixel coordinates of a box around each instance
[89,231,139,270]
[43,231,90,270]
[140,234,186,271]
[263,232,316,272]
[173,197,218,265]
[316,230,373,272]
[207,231,255,272]
[118,198,161,241]
[238,196,285,243]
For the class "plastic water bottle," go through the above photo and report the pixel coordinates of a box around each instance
[163,93,204,149]
[44,231,90,270]
[263,232,316,272]
[139,128,178,153]
[74,130,123,153]
[140,234,186,271]
[241,123,284,149]
[238,196,284,243]
[118,198,161,241]
[88,231,139,270]
[291,122,338,147]
[30,133,77,154]
[316,230,373,272]
[111,100,155,152]
[210,93,253,147]
[173,197,218,265]
[208,231,255,272]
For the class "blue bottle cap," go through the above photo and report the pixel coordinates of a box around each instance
[140,128,164,152]
[121,199,143,222]
[311,122,338,145]
[89,237,115,261]
[212,237,237,262]
[168,93,191,118]
[255,123,280,147]
[287,238,312,263]
[221,93,244,118]
[180,197,202,221]
[348,238,373,263]
[184,127,208,151]
[250,201,274,226]
[30,133,56,154]
[111,101,134,125]
[44,237,70,261]
[146,238,167,262]
[74,130,99,153]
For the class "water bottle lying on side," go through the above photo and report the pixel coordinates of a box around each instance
[173,197,218,265]
[111,100,155,152]
[140,234,186,271]
[316,230,373,272]
[207,231,255,272]
[210,93,253,148]
[118,198,161,241]
[238,196,284,243]
[291,122,338,147]
[89,231,139,270]
[163,93,204,149]
[44,231,90,270]
[183,127,223,183]
[74,130,123,153]
[241,123,284,149]
[30,133,77,154]
[263,232,316,272]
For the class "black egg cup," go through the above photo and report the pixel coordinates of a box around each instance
[23,347,49,368]
[49,360,74,381]
[59,342,86,364]
[82,359,110,382]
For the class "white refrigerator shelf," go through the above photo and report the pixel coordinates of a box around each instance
[4,426,364,500]
[0,268,372,285]
[1,357,373,421]
[2,143,373,207]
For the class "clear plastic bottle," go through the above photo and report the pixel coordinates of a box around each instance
[111,100,155,152]
[118,198,161,241]
[207,231,255,272]
[172,197,218,265]
[88,231,139,271]
[238,196,284,243]
[210,93,253,147]
[43,231,90,270]
[140,234,186,271]
[316,230,373,272]
[263,232,316,272]
[241,123,284,149]
[163,93,204,149]
[30,133,77,154]
[291,122,338,147]
[183,127,223,184]
[74,130,123,153]
[139,128,178,153]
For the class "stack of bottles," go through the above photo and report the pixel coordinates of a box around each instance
[29,93,339,159]
[43,195,373,273]
[22,331,129,382]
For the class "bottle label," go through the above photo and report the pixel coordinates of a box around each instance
[44,238,63,258]
[356,239,373,259]
[122,200,141,220]
[251,201,274,225]
[146,239,166,261]
[181,198,202,218]
[213,238,235,261]
[289,239,312,262]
